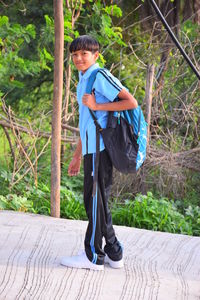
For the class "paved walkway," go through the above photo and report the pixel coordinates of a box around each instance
[0,211,200,300]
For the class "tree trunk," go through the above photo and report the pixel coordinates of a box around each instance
[51,0,64,218]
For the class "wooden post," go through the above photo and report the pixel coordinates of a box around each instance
[51,0,64,218]
[141,64,155,195]
[145,64,155,149]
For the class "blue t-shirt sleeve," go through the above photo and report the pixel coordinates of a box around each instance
[93,70,123,102]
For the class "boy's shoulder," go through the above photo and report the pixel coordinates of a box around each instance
[95,68,123,89]
[96,68,114,79]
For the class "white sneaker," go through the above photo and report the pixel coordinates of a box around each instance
[60,251,104,271]
[105,254,124,269]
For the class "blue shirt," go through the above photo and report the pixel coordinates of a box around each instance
[77,63,124,156]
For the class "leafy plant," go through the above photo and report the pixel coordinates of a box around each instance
[185,205,200,236]
[0,164,199,236]
[60,186,86,220]
[111,192,195,236]
[0,16,42,93]
[0,162,85,219]
[0,194,35,212]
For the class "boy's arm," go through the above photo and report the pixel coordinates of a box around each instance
[68,138,82,176]
[82,88,138,111]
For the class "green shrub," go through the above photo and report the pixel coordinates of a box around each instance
[111,192,194,235]
[0,194,35,213]
[185,205,200,236]
[0,163,85,219]
[60,186,86,220]
[0,164,199,236]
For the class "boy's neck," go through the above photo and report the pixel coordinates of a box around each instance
[81,63,96,74]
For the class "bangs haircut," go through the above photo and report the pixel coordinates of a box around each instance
[69,35,100,53]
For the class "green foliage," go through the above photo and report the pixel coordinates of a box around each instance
[40,15,54,47]
[185,205,200,236]
[182,20,199,40]
[64,11,79,42]
[0,162,85,220]
[0,16,52,95]
[60,186,86,220]
[0,194,35,212]
[0,161,199,236]
[79,1,126,48]
[103,5,122,18]
[39,47,54,71]
[111,192,199,236]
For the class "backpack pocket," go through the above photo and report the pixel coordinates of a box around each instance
[101,115,139,173]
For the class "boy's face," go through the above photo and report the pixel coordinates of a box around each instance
[71,50,99,73]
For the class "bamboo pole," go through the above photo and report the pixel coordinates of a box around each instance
[141,64,155,195]
[145,64,155,149]
[51,0,64,218]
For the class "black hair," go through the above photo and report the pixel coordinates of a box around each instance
[69,35,100,53]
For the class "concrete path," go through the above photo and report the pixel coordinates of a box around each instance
[0,211,200,300]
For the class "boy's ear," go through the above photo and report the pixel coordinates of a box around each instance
[94,51,99,61]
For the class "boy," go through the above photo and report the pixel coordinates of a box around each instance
[61,35,138,271]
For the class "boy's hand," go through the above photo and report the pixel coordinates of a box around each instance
[82,92,98,110]
[68,156,81,176]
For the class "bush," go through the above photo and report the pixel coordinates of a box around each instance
[184,205,200,236]
[111,192,196,236]
[60,187,86,220]
[0,194,35,213]
[0,165,199,236]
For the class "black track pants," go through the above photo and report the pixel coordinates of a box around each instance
[83,150,123,265]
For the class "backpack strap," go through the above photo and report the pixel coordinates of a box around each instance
[86,68,102,131]
[87,67,121,196]
[86,68,102,197]
[85,68,101,94]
